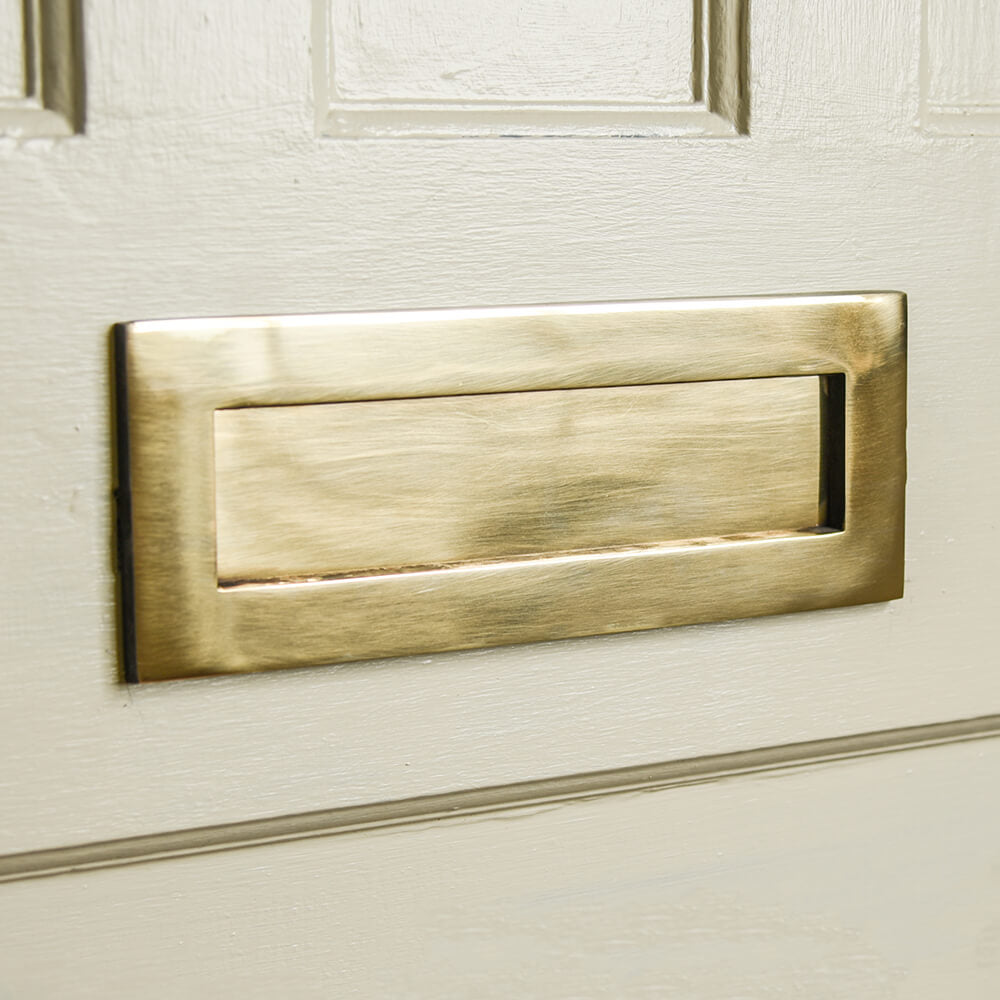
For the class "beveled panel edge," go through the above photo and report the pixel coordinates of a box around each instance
[919,0,1000,136]
[0,0,84,138]
[1,714,995,885]
[315,0,748,138]
[115,292,906,681]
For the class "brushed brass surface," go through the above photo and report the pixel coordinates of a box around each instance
[214,378,821,584]
[114,293,906,681]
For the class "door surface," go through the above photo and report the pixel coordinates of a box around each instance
[1,0,999,995]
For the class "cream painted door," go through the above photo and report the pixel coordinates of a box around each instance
[1,0,999,995]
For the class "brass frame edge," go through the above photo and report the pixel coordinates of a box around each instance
[2,714,996,885]
[117,292,907,681]
[113,324,139,683]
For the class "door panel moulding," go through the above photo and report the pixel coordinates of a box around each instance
[314,0,749,137]
[1,714,998,885]
[920,0,1000,135]
[0,0,84,138]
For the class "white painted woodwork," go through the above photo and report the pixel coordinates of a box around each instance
[332,0,694,103]
[0,0,25,98]
[923,0,1000,133]
[0,0,998,916]
[0,0,78,136]
[3,737,999,997]
[319,0,746,135]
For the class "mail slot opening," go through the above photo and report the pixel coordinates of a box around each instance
[212,375,844,587]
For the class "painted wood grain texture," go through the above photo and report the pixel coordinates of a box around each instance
[0,0,81,136]
[331,0,694,103]
[0,0,998,854]
[2,738,999,997]
[320,0,746,135]
[214,378,821,582]
[0,0,25,98]
[923,0,1000,132]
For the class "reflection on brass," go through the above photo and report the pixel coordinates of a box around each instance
[214,378,823,584]
[114,293,906,681]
